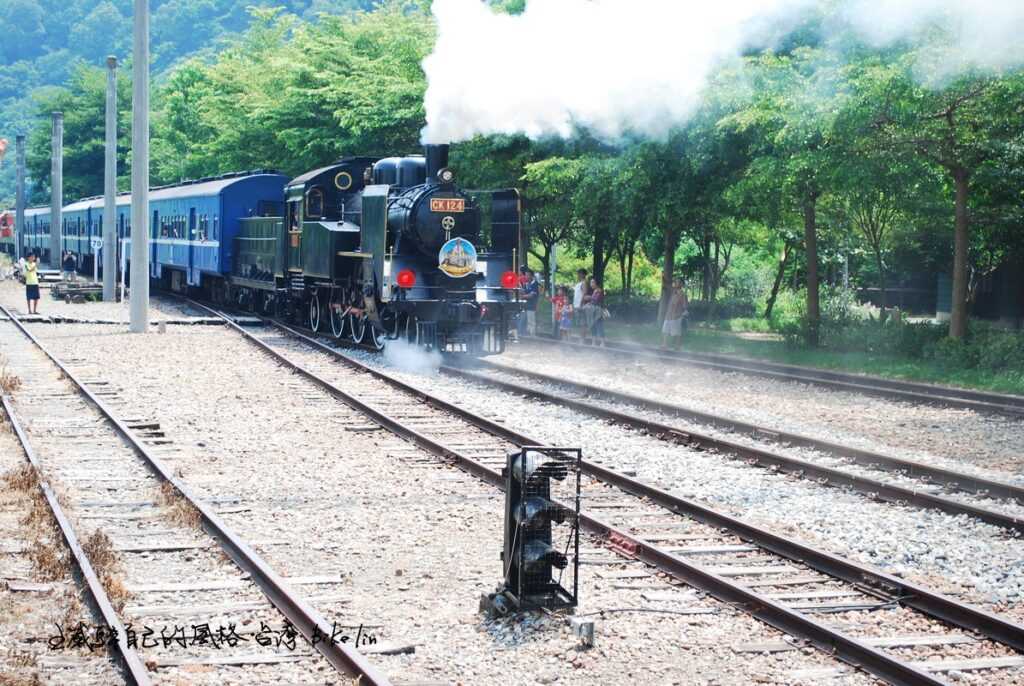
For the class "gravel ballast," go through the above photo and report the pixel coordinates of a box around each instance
[497,343,1024,479]
[19,320,886,685]
[340,347,1024,620]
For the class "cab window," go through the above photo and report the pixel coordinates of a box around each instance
[306,187,324,219]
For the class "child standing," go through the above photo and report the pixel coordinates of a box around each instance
[558,289,573,340]
[550,286,571,339]
[24,253,40,314]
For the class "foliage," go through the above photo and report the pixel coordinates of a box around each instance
[26,64,133,202]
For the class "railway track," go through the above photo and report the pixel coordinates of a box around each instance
[0,305,389,685]
[196,296,1024,533]
[197,304,1024,685]
[523,336,1024,417]
[440,358,1024,535]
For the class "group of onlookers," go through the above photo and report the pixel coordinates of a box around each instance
[512,266,607,345]
[513,266,690,350]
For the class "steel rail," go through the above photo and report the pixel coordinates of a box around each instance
[205,308,1024,685]
[0,305,391,686]
[462,358,1024,504]
[439,363,1024,535]
[523,336,1024,417]
[1,392,154,686]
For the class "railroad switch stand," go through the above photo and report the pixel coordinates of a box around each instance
[483,446,581,616]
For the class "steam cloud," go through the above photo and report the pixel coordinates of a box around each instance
[383,339,443,375]
[421,0,1024,144]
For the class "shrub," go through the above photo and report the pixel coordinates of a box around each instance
[605,295,660,324]
[970,327,1024,372]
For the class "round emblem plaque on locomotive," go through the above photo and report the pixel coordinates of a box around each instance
[438,237,478,278]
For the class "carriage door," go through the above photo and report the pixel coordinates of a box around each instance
[286,199,302,271]
[151,210,159,276]
[188,208,197,281]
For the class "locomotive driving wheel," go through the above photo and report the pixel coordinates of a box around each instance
[309,293,322,333]
[367,317,386,351]
[349,311,366,344]
[330,303,347,339]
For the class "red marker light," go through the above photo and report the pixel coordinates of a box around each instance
[501,271,518,289]
[396,269,416,289]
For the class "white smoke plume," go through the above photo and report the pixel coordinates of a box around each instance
[422,0,1024,144]
[841,0,1024,83]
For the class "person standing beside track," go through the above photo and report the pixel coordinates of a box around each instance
[573,268,588,342]
[582,277,607,346]
[661,277,689,350]
[62,250,76,282]
[24,253,40,314]
[520,266,540,337]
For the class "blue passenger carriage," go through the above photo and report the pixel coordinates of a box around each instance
[142,172,288,294]
[61,198,97,265]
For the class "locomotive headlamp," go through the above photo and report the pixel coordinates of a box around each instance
[397,269,416,289]
[437,167,456,185]
[501,271,518,289]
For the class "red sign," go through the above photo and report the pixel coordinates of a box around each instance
[430,198,465,213]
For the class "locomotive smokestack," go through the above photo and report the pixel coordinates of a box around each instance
[425,143,450,185]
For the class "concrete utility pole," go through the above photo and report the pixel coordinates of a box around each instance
[104,56,118,302]
[15,134,25,261]
[50,112,63,268]
[129,0,150,332]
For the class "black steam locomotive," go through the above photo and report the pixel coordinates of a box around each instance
[229,144,523,353]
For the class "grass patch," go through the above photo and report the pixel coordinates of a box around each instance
[0,365,21,394]
[0,671,44,686]
[2,465,38,493]
[158,481,202,529]
[81,530,131,612]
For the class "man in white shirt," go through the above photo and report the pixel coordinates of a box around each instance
[572,268,588,342]
[573,268,588,309]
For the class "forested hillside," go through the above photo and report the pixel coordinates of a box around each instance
[0,0,377,199]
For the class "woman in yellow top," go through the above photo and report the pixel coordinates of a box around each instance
[24,253,40,314]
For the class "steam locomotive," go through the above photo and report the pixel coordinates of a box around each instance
[233,143,523,353]
[11,143,524,354]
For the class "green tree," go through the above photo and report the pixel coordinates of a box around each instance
[851,57,1024,338]
[26,64,132,203]
[720,49,848,345]
[521,156,583,285]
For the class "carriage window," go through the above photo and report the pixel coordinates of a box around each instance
[306,187,324,219]
[212,215,219,240]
